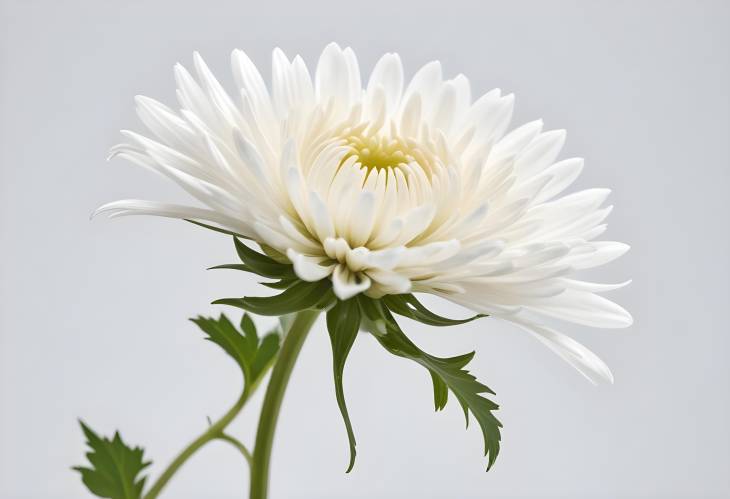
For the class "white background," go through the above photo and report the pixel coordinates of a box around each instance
[1,1,728,497]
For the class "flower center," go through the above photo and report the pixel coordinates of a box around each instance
[343,134,416,174]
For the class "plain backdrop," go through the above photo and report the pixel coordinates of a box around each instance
[1,1,728,498]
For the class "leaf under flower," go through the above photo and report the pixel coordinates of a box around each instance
[383,293,487,327]
[325,298,361,473]
[360,297,502,470]
[233,237,296,280]
[213,279,335,316]
[184,219,248,239]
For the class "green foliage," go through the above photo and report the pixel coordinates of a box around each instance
[383,293,486,326]
[191,313,280,393]
[184,219,247,238]
[213,280,335,316]
[325,299,362,472]
[209,236,336,315]
[207,237,296,281]
[359,297,502,471]
[73,422,151,499]
[202,232,502,471]
[232,237,296,280]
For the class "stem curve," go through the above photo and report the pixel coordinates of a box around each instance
[144,387,248,499]
[249,309,319,499]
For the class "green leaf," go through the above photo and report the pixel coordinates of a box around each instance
[213,279,334,316]
[259,244,290,264]
[370,302,502,470]
[357,295,394,336]
[190,313,280,391]
[73,421,151,499]
[233,237,296,279]
[208,264,297,291]
[383,294,486,327]
[207,263,256,272]
[184,219,248,238]
[326,298,362,472]
[278,313,296,336]
[260,278,297,290]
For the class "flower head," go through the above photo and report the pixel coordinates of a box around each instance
[96,43,631,384]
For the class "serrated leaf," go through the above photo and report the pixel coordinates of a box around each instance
[383,294,486,327]
[251,333,280,377]
[190,313,280,391]
[370,302,502,470]
[213,279,333,316]
[73,421,151,499]
[326,298,361,472]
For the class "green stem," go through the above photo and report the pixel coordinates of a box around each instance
[217,433,253,467]
[249,309,319,499]
[144,385,250,499]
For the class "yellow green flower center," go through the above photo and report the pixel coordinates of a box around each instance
[344,134,416,174]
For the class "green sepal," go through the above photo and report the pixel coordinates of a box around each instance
[357,295,395,336]
[233,237,296,280]
[184,219,248,239]
[73,421,151,499]
[208,263,297,292]
[383,294,486,327]
[326,298,362,472]
[190,312,280,393]
[207,263,255,272]
[213,279,333,316]
[369,302,502,471]
[259,244,290,264]
[278,313,296,336]
[260,278,297,290]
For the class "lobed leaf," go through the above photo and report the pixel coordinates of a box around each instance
[366,299,502,470]
[190,313,280,391]
[73,421,151,499]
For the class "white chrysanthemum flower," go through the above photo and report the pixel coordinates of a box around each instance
[96,43,632,384]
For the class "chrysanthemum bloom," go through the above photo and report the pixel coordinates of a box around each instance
[95,43,631,472]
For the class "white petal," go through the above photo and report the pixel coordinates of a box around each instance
[367,268,412,294]
[527,289,633,328]
[332,264,371,300]
[402,61,442,112]
[564,242,630,269]
[514,130,566,178]
[367,53,404,116]
[307,191,336,241]
[316,43,357,108]
[287,248,334,281]
[193,52,241,126]
[93,199,251,236]
[560,278,632,293]
[231,49,275,130]
[511,318,614,384]
[348,191,376,247]
[491,119,543,159]
[532,158,585,204]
